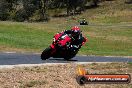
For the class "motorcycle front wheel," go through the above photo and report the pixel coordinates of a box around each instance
[41,47,52,60]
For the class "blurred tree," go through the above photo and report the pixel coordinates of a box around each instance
[0,0,100,21]
[66,0,87,15]
[39,0,49,21]
[0,0,12,20]
[125,0,132,4]
[14,0,41,21]
[90,0,99,7]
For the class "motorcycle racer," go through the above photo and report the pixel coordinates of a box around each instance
[57,26,87,51]
[80,19,88,25]
[41,26,87,60]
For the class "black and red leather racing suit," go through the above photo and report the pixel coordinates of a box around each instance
[62,30,87,50]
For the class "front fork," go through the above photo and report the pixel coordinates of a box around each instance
[50,44,56,55]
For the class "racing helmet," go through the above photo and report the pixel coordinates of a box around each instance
[71,26,81,38]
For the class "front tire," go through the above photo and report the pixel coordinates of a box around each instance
[41,47,52,60]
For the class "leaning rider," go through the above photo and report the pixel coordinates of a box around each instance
[63,26,87,50]
[80,18,88,25]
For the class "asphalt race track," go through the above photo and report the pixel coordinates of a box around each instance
[0,52,132,66]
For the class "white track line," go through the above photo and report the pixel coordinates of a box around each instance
[0,62,113,69]
[4,52,16,54]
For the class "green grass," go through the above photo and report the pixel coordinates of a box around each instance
[0,21,131,56]
[79,23,132,56]
[0,0,132,56]
[77,0,132,23]
[0,22,54,52]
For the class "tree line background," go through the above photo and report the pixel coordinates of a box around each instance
[0,0,131,22]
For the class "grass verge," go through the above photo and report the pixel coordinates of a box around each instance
[0,21,131,56]
[0,0,132,56]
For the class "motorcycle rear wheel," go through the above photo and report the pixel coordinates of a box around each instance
[64,51,78,60]
[64,57,72,60]
[41,47,52,60]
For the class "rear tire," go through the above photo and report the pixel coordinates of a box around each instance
[64,57,72,61]
[64,51,78,60]
[41,47,52,60]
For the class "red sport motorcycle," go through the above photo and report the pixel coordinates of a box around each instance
[41,32,86,60]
